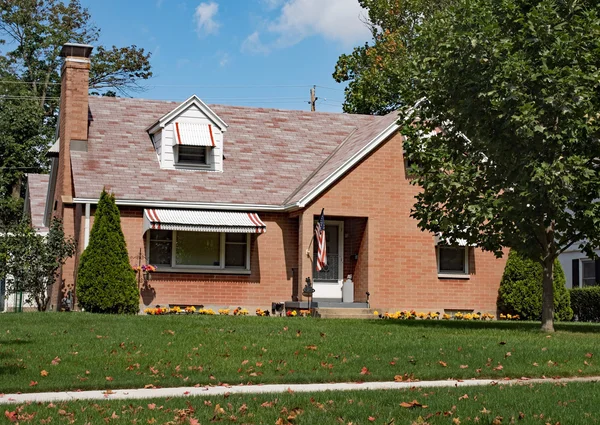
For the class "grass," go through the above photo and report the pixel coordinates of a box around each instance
[1,313,600,394]
[4,382,600,424]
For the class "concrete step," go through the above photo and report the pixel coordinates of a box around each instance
[317,308,376,319]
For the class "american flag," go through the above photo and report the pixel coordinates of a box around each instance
[314,209,327,271]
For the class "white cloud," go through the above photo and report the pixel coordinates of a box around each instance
[241,31,271,55]
[242,0,369,55]
[218,52,230,67]
[194,2,220,36]
[270,0,369,47]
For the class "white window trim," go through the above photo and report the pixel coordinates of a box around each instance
[145,231,251,274]
[437,246,470,279]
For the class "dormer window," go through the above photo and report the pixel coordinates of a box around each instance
[176,145,208,166]
[174,122,215,168]
[146,95,228,172]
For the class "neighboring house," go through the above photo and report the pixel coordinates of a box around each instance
[26,43,507,314]
[559,247,600,289]
[1,174,49,312]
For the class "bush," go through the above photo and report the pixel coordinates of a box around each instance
[570,287,600,322]
[497,250,573,321]
[76,189,139,314]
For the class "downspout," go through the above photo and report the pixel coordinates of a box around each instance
[84,203,90,249]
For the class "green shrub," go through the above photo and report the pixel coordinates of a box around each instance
[570,287,600,322]
[76,189,139,314]
[497,250,573,321]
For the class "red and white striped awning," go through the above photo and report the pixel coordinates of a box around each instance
[174,122,216,147]
[143,209,266,234]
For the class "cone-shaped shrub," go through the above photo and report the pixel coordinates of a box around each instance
[497,250,572,321]
[77,189,138,314]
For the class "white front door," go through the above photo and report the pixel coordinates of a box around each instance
[312,221,344,300]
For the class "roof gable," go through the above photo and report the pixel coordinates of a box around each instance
[147,95,228,134]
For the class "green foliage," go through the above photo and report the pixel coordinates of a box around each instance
[498,251,573,321]
[76,190,138,314]
[1,217,75,311]
[373,0,600,330]
[0,0,152,208]
[333,0,454,114]
[570,287,600,322]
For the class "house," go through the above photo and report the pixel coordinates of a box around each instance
[27,43,507,314]
[0,175,50,313]
[559,247,600,289]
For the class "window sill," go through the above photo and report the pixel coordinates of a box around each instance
[154,267,251,275]
[174,164,212,170]
[437,273,470,280]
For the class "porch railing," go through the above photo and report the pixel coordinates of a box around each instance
[312,253,340,281]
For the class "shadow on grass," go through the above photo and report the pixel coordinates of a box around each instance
[367,318,600,333]
[0,339,32,345]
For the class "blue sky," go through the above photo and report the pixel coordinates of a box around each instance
[80,0,372,112]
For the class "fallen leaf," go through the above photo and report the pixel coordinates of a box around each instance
[459,365,469,369]
[400,400,427,409]
[4,410,17,423]
[368,416,376,422]
[29,381,38,387]
[394,375,403,382]
[585,353,593,358]
[40,370,49,377]
[148,403,156,410]
[305,345,318,351]
[360,367,370,375]
[438,361,448,367]
[51,356,61,366]
[106,376,114,381]
[459,394,468,401]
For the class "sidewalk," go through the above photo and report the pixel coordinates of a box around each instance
[1,376,599,405]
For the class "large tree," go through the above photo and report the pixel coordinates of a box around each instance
[397,0,600,332]
[333,0,454,115]
[0,0,152,211]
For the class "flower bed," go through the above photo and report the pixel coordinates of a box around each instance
[375,310,496,321]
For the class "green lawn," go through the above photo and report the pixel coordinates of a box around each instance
[4,382,600,424]
[1,313,599,394]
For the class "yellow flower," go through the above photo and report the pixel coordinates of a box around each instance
[373,310,379,316]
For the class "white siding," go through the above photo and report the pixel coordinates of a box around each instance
[558,248,600,288]
[153,130,162,162]
[156,104,224,171]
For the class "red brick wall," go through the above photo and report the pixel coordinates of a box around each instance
[64,209,299,311]
[298,132,507,313]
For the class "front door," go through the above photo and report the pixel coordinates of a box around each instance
[312,221,343,301]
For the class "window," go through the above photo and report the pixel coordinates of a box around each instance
[437,246,469,277]
[147,230,250,272]
[149,230,172,266]
[176,145,208,166]
[582,259,596,287]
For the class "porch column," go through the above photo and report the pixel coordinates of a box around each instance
[297,210,314,301]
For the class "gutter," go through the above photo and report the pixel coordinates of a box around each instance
[72,197,299,213]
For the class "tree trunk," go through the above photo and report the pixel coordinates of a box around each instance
[541,258,555,332]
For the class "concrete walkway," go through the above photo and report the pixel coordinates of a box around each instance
[1,376,599,405]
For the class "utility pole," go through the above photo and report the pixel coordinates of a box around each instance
[309,85,318,111]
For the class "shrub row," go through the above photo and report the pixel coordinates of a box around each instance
[570,287,600,322]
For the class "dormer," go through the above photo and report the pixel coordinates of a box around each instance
[147,95,228,171]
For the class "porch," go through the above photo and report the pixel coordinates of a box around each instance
[292,215,369,305]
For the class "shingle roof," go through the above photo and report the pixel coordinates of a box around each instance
[70,97,398,207]
[26,174,49,232]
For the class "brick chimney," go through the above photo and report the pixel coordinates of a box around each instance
[56,43,93,204]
